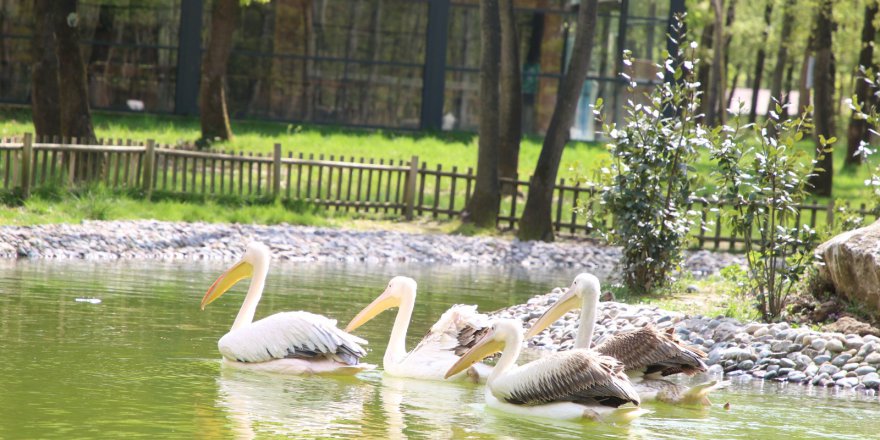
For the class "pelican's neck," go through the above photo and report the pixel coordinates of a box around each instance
[230,258,269,332]
[574,292,599,349]
[488,329,523,385]
[385,288,415,366]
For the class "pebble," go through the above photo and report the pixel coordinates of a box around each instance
[866,352,880,364]
[855,366,877,376]
[832,354,853,367]
[826,339,845,353]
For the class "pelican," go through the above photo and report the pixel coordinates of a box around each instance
[525,273,719,405]
[445,319,647,422]
[200,242,373,375]
[345,276,491,381]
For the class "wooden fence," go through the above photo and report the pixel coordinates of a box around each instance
[0,134,877,250]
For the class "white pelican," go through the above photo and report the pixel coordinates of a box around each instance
[525,273,719,405]
[445,319,647,423]
[345,276,491,381]
[200,242,373,375]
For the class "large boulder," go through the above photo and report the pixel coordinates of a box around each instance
[816,219,880,318]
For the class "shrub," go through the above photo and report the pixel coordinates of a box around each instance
[709,104,823,321]
[586,28,707,294]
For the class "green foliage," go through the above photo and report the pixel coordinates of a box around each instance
[710,103,823,321]
[848,68,880,210]
[586,26,707,294]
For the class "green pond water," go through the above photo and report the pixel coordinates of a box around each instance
[0,259,877,439]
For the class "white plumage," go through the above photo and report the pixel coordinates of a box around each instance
[201,242,372,375]
[346,277,491,381]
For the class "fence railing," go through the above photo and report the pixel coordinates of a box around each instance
[1,134,877,251]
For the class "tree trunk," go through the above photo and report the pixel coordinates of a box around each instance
[809,0,835,197]
[498,0,522,195]
[697,23,714,121]
[53,0,95,141]
[768,0,795,111]
[517,0,599,241]
[705,0,725,126]
[462,0,502,228]
[199,0,241,143]
[748,2,773,123]
[30,0,61,139]
[845,1,879,167]
[727,65,740,109]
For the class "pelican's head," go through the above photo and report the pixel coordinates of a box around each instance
[524,273,601,339]
[200,242,270,310]
[444,319,520,379]
[345,276,417,332]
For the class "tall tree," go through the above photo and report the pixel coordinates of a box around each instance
[498,0,522,195]
[768,0,796,111]
[705,0,725,126]
[30,0,61,139]
[748,2,773,123]
[517,0,599,241]
[200,0,242,143]
[846,0,879,167]
[809,0,835,196]
[462,0,502,227]
[53,0,95,141]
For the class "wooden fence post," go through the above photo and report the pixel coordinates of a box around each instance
[20,133,32,199]
[143,139,156,198]
[403,155,418,220]
[273,143,282,199]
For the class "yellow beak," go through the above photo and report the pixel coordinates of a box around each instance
[524,287,581,339]
[444,330,504,379]
[200,260,254,310]
[345,288,400,332]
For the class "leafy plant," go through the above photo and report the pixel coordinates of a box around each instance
[709,103,823,321]
[585,25,708,294]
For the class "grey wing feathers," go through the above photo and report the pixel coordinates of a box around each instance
[504,350,640,408]
[218,311,368,365]
[594,326,707,376]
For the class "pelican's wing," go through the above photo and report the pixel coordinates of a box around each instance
[595,326,707,377]
[495,350,640,408]
[409,304,491,358]
[218,311,368,365]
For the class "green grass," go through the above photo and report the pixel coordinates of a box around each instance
[0,107,603,183]
[0,183,332,227]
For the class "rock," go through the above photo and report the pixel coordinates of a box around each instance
[754,327,769,338]
[832,371,847,380]
[836,377,859,388]
[779,358,796,369]
[855,366,877,376]
[814,354,832,364]
[831,354,852,367]
[811,339,827,351]
[763,370,778,380]
[818,364,840,376]
[842,363,860,372]
[737,360,755,371]
[816,220,880,319]
[788,371,807,383]
[804,363,819,376]
[825,339,845,353]
[862,373,880,389]
[866,352,880,364]
[822,316,880,338]
[721,347,754,362]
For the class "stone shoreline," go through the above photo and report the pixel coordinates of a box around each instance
[0,220,742,276]
[496,289,880,394]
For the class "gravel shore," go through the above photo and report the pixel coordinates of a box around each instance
[0,220,742,276]
[496,289,880,394]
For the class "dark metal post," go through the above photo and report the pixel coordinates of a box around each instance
[420,0,451,131]
[175,0,204,116]
[664,0,687,84]
[612,0,630,126]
